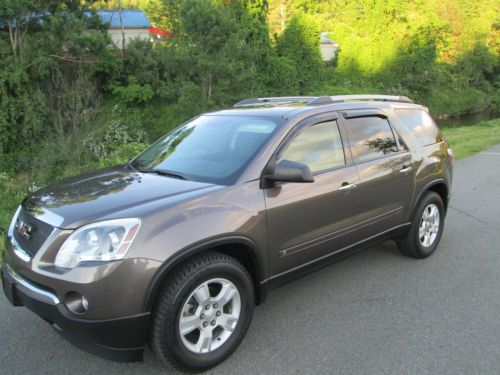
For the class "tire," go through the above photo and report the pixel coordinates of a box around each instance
[150,252,255,372]
[397,191,445,259]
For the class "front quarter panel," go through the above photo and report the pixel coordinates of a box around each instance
[132,180,268,278]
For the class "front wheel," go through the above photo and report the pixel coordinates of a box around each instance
[150,252,254,372]
[397,191,445,258]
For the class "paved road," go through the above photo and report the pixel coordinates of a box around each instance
[1,145,500,375]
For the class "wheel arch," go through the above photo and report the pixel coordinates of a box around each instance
[412,179,450,216]
[144,236,267,312]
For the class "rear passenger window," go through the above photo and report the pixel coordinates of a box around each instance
[395,109,442,146]
[279,121,345,173]
[346,116,398,162]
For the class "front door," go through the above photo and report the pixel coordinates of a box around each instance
[264,115,364,276]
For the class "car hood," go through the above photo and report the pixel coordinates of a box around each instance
[23,166,219,229]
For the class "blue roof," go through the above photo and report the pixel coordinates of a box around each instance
[96,10,151,28]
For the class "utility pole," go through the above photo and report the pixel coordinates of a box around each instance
[118,0,126,53]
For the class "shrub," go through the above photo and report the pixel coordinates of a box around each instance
[275,12,323,94]
[112,77,155,103]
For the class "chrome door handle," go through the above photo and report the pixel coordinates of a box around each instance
[338,183,357,192]
[400,166,413,174]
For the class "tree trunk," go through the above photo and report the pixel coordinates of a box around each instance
[207,72,213,101]
[8,23,17,59]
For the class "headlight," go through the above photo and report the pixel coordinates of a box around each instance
[54,218,141,269]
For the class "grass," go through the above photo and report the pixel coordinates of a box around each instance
[442,118,500,160]
[0,118,499,261]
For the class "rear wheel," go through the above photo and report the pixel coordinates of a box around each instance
[397,191,445,258]
[150,252,254,372]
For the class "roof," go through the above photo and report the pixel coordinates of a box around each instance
[234,95,414,108]
[207,96,424,119]
[320,32,336,44]
[96,10,151,28]
[1,10,151,30]
[208,106,307,118]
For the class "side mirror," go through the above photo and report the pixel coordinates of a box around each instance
[265,160,314,185]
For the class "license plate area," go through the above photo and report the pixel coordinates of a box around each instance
[1,269,22,306]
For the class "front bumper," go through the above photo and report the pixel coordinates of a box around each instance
[1,263,150,362]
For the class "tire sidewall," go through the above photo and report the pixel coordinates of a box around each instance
[164,262,254,370]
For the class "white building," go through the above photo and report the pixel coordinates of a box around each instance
[320,32,339,62]
[97,10,151,49]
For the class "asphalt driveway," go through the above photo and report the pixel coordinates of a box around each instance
[1,145,499,374]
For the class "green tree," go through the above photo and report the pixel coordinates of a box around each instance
[276,12,323,94]
[0,0,115,169]
[145,0,181,31]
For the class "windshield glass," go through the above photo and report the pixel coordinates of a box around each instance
[132,115,282,185]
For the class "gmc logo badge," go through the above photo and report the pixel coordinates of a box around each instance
[15,219,32,240]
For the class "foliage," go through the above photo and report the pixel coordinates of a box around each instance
[264,54,299,95]
[453,42,499,90]
[0,0,116,171]
[112,76,155,103]
[110,0,279,111]
[383,24,449,99]
[0,0,499,262]
[267,0,499,106]
[275,12,323,94]
[145,0,182,31]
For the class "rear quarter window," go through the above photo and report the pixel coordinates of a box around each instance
[394,109,442,146]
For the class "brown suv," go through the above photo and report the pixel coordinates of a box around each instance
[2,95,453,371]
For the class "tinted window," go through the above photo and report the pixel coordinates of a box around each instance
[395,109,442,146]
[347,116,398,162]
[279,121,345,173]
[132,115,282,185]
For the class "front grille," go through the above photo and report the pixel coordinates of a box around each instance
[13,208,54,257]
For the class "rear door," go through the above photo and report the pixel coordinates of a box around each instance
[265,113,364,276]
[341,110,415,237]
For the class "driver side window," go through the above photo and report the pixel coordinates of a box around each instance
[279,121,345,173]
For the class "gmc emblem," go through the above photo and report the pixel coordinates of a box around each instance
[15,219,32,240]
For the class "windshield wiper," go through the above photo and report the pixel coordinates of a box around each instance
[125,162,137,171]
[138,168,189,181]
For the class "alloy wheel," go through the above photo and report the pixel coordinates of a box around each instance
[419,203,440,247]
[178,278,241,354]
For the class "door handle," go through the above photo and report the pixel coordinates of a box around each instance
[400,166,413,174]
[338,183,357,192]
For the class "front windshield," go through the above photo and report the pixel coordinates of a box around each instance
[132,115,282,185]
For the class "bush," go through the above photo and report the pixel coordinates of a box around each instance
[264,54,300,95]
[112,77,155,103]
[276,12,324,94]
[453,42,499,91]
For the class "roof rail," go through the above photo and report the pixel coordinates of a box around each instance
[308,95,413,105]
[233,97,317,107]
[233,94,413,108]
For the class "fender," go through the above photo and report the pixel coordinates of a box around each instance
[410,178,450,218]
[143,235,266,311]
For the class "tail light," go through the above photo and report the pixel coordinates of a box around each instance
[447,147,455,163]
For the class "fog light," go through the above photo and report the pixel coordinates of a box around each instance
[64,292,89,314]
